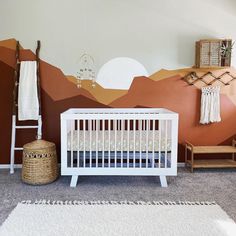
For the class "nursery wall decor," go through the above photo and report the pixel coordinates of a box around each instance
[1,39,236,166]
[183,71,236,86]
[76,54,96,88]
[195,39,233,68]
[200,86,221,124]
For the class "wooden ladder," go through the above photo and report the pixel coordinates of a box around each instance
[10,41,42,174]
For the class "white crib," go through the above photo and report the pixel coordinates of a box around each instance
[61,108,179,187]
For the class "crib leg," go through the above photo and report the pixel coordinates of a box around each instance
[70,175,78,187]
[159,176,168,187]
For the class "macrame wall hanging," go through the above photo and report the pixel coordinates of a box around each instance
[200,86,221,124]
[182,71,236,125]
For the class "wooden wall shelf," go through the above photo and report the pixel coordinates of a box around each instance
[195,39,232,68]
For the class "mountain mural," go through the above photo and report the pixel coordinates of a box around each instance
[0,38,236,164]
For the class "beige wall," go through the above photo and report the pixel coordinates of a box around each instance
[0,0,236,76]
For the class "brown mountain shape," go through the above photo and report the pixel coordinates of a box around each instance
[0,39,126,105]
[0,59,109,164]
[110,76,236,146]
[0,46,96,102]
[0,60,15,164]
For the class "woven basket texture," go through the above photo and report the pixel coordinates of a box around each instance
[22,140,58,185]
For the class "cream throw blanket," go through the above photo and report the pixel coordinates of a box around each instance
[18,61,39,120]
[200,86,221,124]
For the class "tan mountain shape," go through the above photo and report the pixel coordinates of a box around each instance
[67,76,127,105]
[0,38,19,50]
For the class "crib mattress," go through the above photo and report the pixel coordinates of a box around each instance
[67,130,171,152]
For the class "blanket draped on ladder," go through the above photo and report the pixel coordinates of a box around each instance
[200,86,221,124]
[18,61,39,120]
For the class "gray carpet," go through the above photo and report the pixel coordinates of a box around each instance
[0,168,236,225]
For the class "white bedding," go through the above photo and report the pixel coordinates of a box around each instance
[67,130,171,152]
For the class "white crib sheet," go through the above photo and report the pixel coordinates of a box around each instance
[67,130,171,152]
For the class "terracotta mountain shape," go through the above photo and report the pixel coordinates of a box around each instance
[0,39,127,105]
[110,75,236,145]
[150,67,236,105]
[0,45,97,102]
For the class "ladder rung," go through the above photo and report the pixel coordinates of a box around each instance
[15,126,39,129]
[14,147,23,150]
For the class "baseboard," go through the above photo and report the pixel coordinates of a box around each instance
[0,164,22,169]
[177,162,186,167]
[0,163,186,169]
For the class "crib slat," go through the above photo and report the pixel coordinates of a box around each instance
[108,119,111,168]
[127,120,130,168]
[121,120,124,168]
[139,120,142,168]
[89,120,92,168]
[133,119,136,168]
[102,119,105,168]
[159,120,161,168]
[77,120,80,168]
[96,119,98,168]
[165,120,168,168]
[152,119,155,168]
[83,120,86,168]
[70,121,73,168]
[114,120,117,168]
[146,120,149,168]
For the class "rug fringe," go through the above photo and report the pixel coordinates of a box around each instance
[20,200,217,206]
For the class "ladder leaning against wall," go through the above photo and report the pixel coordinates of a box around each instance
[10,41,42,174]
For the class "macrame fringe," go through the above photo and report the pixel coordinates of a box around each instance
[21,200,217,206]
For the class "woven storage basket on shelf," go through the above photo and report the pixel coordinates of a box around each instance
[22,139,59,185]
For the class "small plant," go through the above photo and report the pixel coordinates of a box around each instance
[221,41,234,58]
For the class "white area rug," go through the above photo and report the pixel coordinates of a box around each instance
[0,201,235,236]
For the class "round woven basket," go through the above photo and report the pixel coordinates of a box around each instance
[22,139,59,185]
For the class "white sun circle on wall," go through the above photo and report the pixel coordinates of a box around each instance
[96,57,149,90]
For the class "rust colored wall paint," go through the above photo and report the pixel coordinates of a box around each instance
[0,61,37,164]
[0,61,14,164]
[110,76,236,146]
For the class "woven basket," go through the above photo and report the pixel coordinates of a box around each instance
[22,139,59,185]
